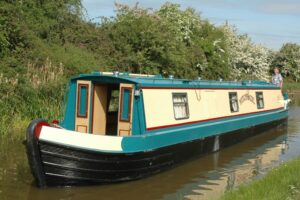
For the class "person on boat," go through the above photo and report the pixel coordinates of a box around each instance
[272,67,283,89]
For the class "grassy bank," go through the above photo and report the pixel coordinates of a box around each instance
[284,82,300,91]
[220,157,300,200]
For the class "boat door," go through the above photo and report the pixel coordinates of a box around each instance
[75,80,91,133]
[117,84,134,136]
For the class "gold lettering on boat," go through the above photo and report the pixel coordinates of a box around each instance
[239,91,255,104]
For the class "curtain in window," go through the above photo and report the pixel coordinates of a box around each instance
[231,95,238,112]
[173,95,188,119]
[258,94,264,108]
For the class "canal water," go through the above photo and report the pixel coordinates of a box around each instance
[1,96,300,200]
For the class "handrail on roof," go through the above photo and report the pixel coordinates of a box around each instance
[99,71,161,78]
[87,72,273,87]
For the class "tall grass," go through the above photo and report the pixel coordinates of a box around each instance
[284,82,300,91]
[0,59,66,141]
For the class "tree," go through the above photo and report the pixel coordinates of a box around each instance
[272,43,300,82]
[98,3,231,79]
[222,25,271,81]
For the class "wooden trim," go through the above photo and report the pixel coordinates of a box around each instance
[77,84,89,118]
[76,125,87,133]
[141,87,280,90]
[118,129,130,136]
[119,87,132,122]
[91,84,95,133]
[146,107,284,131]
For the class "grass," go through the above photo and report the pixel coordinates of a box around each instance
[0,59,66,141]
[220,157,300,200]
[283,82,300,91]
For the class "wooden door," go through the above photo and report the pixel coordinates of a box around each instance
[92,84,107,135]
[75,80,91,133]
[117,84,134,136]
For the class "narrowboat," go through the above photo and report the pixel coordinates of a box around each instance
[26,72,290,187]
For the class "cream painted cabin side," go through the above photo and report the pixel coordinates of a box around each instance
[142,88,284,130]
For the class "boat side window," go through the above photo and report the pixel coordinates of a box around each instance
[120,87,132,121]
[229,92,239,113]
[77,84,89,118]
[172,93,189,120]
[256,92,264,109]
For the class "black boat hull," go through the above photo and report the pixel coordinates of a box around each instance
[26,118,287,187]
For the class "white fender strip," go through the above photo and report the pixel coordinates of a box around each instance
[39,126,123,152]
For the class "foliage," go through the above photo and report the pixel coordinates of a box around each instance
[0,1,299,139]
[97,3,231,79]
[222,25,271,81]
[271,43,300,82]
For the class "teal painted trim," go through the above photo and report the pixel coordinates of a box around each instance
[120,108,288,153]
[131,87,141,135]
[138,84,279,89]
[70,73,279,90]
[283,92,289,100]
[132,88,147,135]
[61,80,77,130]
[121,88,130,121]
[78,85,88,117]
[138,90,147,134]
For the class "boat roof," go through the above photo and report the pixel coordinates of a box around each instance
[72,72,279,89]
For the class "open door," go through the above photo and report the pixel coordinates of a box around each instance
[117,84,134,136]
[91,84,107,135]
[75,80,91,133]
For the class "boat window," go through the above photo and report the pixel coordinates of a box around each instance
[256,92,264,109]
[172,93,189,120]
[120,87,132,121]
[229,92,239,113]
[77,84,89,118]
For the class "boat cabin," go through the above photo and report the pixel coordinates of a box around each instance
[60,72,284,137]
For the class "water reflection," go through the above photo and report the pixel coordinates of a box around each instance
[0,102,300,200]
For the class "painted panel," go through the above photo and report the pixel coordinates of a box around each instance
[77,125,87,133]
[118,84,134,136]
[92,85,107,135]
[75,80,91,133]
[142,88,284,130]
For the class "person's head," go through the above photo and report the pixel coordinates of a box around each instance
[274,67,280,74]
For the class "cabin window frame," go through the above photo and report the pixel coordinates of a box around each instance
[172,93,190,120]
[228,92,239,113]
[119,87,132,122]
[77,84,89,118]
[256,91,264,109]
